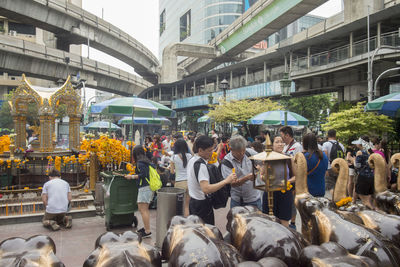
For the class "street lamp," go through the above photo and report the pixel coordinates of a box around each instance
[219,78,229,100]
[280,72,292,125]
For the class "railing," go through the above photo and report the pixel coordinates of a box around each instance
[292,32,399,72]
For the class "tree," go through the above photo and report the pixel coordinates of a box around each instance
[208,98,282,136]
[322,102,394,142]
[281,93,333,129]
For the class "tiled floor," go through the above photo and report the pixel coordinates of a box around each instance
[0,204,232,267]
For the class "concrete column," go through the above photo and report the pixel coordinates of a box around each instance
[307,47,311,69]
[175,85,178,97]
[349,32,353,58]
[193,81,196,96]
[204,77,207,94]
[377,22,381,47]
[153,88,156,101]
[245,67,248,86]
[263,62,267,82]
[184,83,187,96]
[230,71,233,89]
[216,75,219,92]
[159,87,162,101]
[289,52,293,72]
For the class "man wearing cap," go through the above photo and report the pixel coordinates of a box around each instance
[322,129,345,195]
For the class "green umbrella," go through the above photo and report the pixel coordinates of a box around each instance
[83,121,121,131]
[118,116,171,125]
[90,97,175,117]
[248,110,309,126]
[365,92,400,117]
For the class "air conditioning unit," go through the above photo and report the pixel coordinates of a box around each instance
[9,30,17,36]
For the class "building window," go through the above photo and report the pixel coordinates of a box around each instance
[160,9,166,36]
[180,10,191,41]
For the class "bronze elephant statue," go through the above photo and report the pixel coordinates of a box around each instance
[226,205,309,266]
[299,242,377,267]
[0,235,64,267]
[375,153,400,215]
[162,215,242,266]
[332,158,400,248]
[295,153,400,266]
[83,231,161,267]
[237,257,288,267]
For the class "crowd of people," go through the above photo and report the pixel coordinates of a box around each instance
[40,127,395,238]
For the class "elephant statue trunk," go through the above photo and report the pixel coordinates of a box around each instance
[331,158,349,204]
[391,153,400,192]
[370,153,388,194]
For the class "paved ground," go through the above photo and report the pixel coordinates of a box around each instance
[0,204,233,267]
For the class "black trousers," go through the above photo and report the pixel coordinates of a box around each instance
[189,197,214,225]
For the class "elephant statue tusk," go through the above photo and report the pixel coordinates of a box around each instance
[294,153,400,266]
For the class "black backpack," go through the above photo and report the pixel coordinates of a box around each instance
[329,141,345,163]
[194,159,229,209]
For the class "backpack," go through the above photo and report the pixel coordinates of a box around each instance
[146,165,162,191]
[329,141,345,163]
[194,159,229,209]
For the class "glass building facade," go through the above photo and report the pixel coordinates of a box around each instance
[159,0,243,60]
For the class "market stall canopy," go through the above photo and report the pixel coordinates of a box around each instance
[90,96,175,117]
[84,121,121,131]
[118,116,171,125]
[365,92,400,117]
[247,110,309,126]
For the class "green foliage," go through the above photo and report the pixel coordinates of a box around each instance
[208,98,282,124]
[0,101,13,129]
[322,102,394,143]
[281,93,333,128]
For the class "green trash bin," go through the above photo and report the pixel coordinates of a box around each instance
[101,172,138,230]
[0,173,12,187]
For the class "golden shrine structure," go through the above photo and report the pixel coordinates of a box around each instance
[10,74,82,152]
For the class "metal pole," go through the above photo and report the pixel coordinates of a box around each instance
[367,5,372,101]
[284,111,288,126]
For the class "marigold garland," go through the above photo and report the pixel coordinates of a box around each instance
[281,181,293,193]
[126,163,136,175]
[335,197,352,207]
[208,152,218,164]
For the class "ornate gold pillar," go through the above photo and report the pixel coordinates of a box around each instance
[13,115,27,149]
[39,114,54,152]
[51,117,56,151]
[69,115,81,150]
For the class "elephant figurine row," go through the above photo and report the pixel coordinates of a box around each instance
[162,215,242,266]
[83,231,161,267]
[0,235,64,267]
[294,153,400,267]
[332,156,400,248]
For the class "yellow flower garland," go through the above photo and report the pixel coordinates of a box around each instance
[335,197,352,207]
[281,181,293,193]
[208,152,218,164]
[126,163,136,175]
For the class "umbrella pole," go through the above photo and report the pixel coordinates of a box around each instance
[131,109,134,163]
[284,111,288,126]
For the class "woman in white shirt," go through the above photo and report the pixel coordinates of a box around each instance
[170,139,192,216]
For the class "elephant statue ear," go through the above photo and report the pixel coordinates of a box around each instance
[294,153,309,197]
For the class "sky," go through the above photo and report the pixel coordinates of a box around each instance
[81,0,342,100]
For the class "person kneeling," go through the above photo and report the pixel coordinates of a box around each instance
[42,168,72,231]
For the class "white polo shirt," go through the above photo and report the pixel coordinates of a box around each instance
[187,155,210,200]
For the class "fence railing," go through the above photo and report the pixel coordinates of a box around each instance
[292,31,399,72]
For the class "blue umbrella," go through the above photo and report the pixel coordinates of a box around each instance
[84,121,121,131]
[248,110,309,126]
[365,92,400,117]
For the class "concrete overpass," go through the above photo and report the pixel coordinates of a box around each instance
[0,0,159,84]
[139,1,400,110]
[173,0,328,81]
[0,34,152,96]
